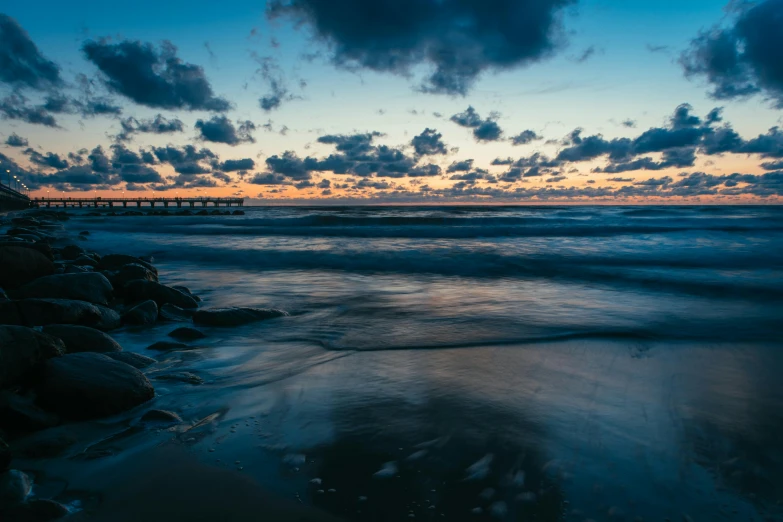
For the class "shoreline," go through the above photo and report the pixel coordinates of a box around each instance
[0,208,303,521]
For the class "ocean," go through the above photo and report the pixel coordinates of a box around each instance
[19,206,783,521]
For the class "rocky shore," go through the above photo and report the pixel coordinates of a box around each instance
[0,209,283,521]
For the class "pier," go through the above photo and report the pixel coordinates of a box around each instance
[0,183,32,211]
[32,197,244,209]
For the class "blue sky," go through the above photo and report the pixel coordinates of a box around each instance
[2,0,782,202]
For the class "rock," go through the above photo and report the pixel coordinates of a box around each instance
[79,230,90,236]
[98,254,157,275]
[122,300,158,326]
[108,263,158,291]
[124,280,198,309]
[22,499,70,521]
[11,217,40,227]
[72,254,98,267]
[63,265,89,274]
[0,326,65,389]
[0,289,7,301]
[232,210,245,215]
[140,409,181,423]
[41,325,122,354]
[0,245,56,290]
[13,429,77,459]
[154,372,203,385]
[0,392,60,432]
[196,209,209,216]
[106,351,156,369]
[193,307,288,327]
[5,299,121,331]
[36,353,155,420]
[60,244,87,260]
[0,469,31,506]
[0,438,9,473]
[13,273,113,306]
[159,303,193,322]
[146,341,189,351]
[168,327,206,341]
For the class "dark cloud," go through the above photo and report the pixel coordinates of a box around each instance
[195,116,256,145]
[220,158,255,172]
[0,94,58,127]
[117,114,185,141]
[119,163,164,183]
[5,133,28,147]
[621,119,636,128]
[411,128,447,156]
[24,148,68,169]
[761,160,783,170]
[450,106,503,142]
[510,129,541,145]
[447,159,474,172]
[574,45,597,63]
[0,14,62,90]
[267,0,576,95]
[82,39,230,111]
[247,173,291,185]
[681,0,783,107]
[254,54,298,111]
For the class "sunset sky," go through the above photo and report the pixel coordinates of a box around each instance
[2,0,783,203]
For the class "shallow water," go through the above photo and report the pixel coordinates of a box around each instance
[14,206,783,521]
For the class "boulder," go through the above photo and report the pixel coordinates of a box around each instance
[72,254,98,267]
[106,351,156,369]
[60,244,87,260]
[14,273,113,306]
[6,299,121,331]
[124,280,198,309]
[21,499,70,521]
[63,265,90,274]
[36,353,155,420]
[0,326,65,389]
[108,263,158,291]
[140,409,181,424]
[11,217,40,227]
[159,303,193,322]
[0,469,31,506]
[232,210,245,215]
[0,438,9,473]
[122,300,158,326]
[168,327,206,341]
[41,325,122,354]
[193,307,288,327]
[0,246,56,290]
[0,391,59,432]
[171,285,200,301]
[98,254,157,275]
[79,231,90,236]
[146,341,189,351]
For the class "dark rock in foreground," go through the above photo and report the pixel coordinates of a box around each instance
[14,273,113,306]
[168,327,206,340]
[0,326,65,389]
[141,409,182,424]
[60,244,87,260]
[107,263,158,291]
[0,438,9,473]
[159,303,194,322]
[36,353,155,420]
[98,254,157,275]
[41,325,122,354]
[125,280,199,309]
[146,341,189,351]
[122,300,158,326]
[106,351,157,369]
[18,499,70,521]
[0,469,31,506]
[0,391,60,432]
[193,307,288,327]
[0,245,55,290]
[1,299,121,331]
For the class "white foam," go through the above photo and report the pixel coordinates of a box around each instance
[373,461,398,478]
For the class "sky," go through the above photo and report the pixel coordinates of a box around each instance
[1,0,783,203]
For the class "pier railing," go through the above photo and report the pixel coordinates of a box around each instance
[0,183,32,210]
[32,197,244,209]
